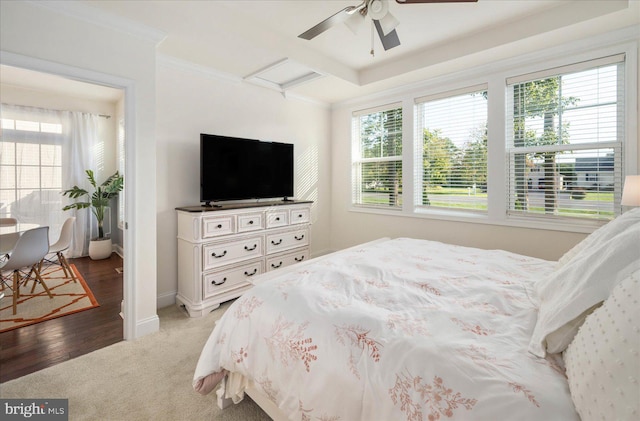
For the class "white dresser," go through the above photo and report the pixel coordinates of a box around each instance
[176,201,312,317]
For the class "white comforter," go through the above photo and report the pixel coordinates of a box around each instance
[194,238,579,421]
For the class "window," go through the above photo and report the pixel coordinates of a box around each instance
[348,39,635,232]
[415,86,488,213]
[0,116,64,224]
[352,104,403,209]
[506,55,625,221]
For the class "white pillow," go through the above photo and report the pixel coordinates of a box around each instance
[557,207,640,268]
[563,271,639,421]
[529,222,640,357]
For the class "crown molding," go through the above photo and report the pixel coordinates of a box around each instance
[157,54,241,84]
[27,0,166,44]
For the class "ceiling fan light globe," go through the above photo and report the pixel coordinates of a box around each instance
[368,0,390,20]
[378,12,399,35]
[345,12,365,35]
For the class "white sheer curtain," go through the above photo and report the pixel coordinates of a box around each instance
[0,103,97,257]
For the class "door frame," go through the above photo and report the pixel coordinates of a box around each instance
[1,51,137,340]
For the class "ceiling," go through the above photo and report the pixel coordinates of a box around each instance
[1,0,637,104]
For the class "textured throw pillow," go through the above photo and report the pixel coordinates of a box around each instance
[557,208,640,268]
[563,271,639,421]
[529,223,640,357]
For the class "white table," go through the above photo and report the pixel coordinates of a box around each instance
[0,223,41,255]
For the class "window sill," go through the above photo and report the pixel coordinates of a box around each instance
[349,205,606,234]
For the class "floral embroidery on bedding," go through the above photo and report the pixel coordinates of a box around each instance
[335,324,383,378]
[508,383,540,407]
[265,316,318,372]
[415,282,442,296]
[458,345,512,370]
[231,346,248,364]
[254,372,279,404]
[389,373,477,421]
[387,313,430,336]
[450,318,494,336]
[457,299,511,316]
[298,400,340,421]
[234,296,263,319]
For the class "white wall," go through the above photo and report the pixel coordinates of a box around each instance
[155,59,332,308]
[1,1,160,338]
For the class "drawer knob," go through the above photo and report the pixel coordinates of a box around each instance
[271,239,283,246]
[212,277,227,286]
[275,217,280,221]
[295,256,305,262]
[271,262,283,269]
[294,235,305,241]
[212,250,227,258]
[244,268,258,276]
[244,244,257,251]
[249,220,254,225]
[216,224,222,229]
[298,214,303,218]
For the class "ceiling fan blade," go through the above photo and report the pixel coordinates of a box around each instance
[373,20,400,51]
[396,0,477,3]
[299,6,358,40]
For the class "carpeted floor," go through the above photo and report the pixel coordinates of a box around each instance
[0,301,271,421]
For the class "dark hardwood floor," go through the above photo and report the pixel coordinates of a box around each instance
[0,253,123,383]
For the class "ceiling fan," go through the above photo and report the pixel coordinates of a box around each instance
[298,0,478,53]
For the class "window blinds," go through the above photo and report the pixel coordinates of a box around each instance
[506,56,625,221]
[414,85,488,213]
[352,104,403,209]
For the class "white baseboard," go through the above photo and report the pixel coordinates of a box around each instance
[113,244,124,258]
[157,290,177,309]
[135,314,160,338]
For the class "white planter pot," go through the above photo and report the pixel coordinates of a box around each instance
[89,238,112,260]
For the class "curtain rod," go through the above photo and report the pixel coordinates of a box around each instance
[1,103,112,119]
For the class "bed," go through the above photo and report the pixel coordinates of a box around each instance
[193,209,640,421]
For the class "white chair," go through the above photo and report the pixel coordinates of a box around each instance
[0,226,52,315]
[38,217,77,283]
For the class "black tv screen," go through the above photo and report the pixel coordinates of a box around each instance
[200,134,294,203]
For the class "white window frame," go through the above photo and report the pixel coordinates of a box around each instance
[348,33,637,234]
[414,84,489,215]
[505,55,625,223]
[351,103,404,210]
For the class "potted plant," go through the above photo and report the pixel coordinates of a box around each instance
[62,170,124,260]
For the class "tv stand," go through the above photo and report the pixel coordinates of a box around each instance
[202,201,222,208]
[175,200,313,317]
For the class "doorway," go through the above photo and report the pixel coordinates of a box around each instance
[0,63,136,354]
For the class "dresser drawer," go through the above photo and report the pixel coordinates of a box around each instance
[237,212,264,233]
[202,215,235,239]
[266,248,310,271]
[266,228,309,255]
[289,207,310,225]
[203,260,263,299]
[266,209,289,228]
[203,235,263,270]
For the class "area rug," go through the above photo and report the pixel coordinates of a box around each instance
[0,264,99,332]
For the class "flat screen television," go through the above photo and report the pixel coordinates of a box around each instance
[200,134,294,205]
